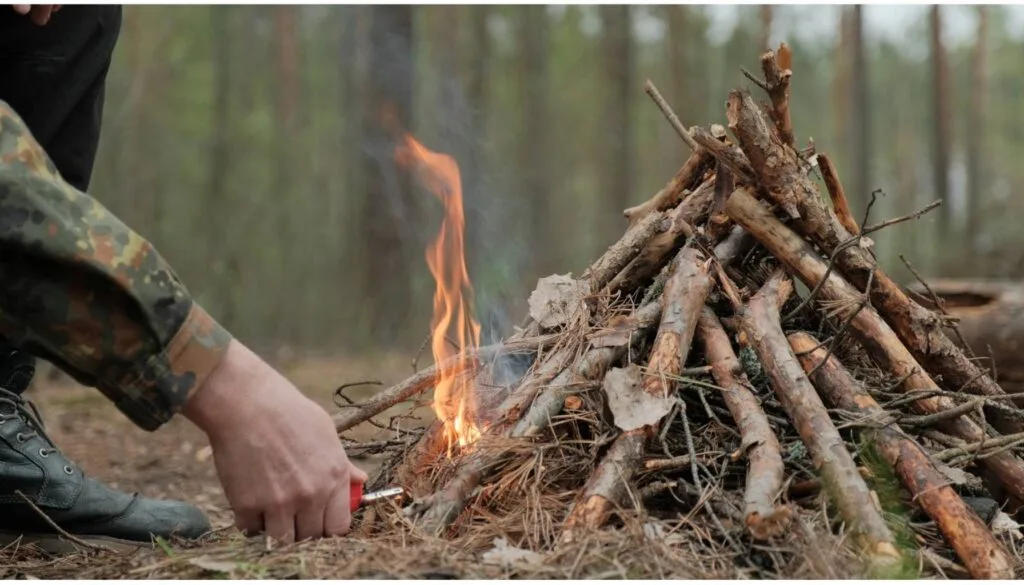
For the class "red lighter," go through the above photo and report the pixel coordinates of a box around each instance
[349,483,405,512]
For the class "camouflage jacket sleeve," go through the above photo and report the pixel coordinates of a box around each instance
[0,101,232,431]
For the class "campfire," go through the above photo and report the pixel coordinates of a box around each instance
[334,45,1022,580]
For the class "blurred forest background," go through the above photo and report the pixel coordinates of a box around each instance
[89,4,1018,356]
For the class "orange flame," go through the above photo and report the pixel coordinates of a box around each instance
[395,133,481,452]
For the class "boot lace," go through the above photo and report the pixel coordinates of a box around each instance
[0,388,62,460]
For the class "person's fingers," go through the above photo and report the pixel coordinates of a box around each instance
[264,508,296,544]
[350,463,369,484]
[234,509,263,537]
[322,481,352,537]
[29,5,53,25]
[11,5,31,15]
[295,499,326,542]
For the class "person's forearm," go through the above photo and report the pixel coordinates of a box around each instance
[0,100,232,430]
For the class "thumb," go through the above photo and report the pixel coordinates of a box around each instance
[350,463,369,484]
[12,5,31,15]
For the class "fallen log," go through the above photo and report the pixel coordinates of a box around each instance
[738,271,898,559]
[724,186,1024,504]
[697,307,789,540]
[907,278,1024,393]
[562,245,712,541]
[789,331,1013,580]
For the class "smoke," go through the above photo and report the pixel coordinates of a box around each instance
[347,6,531,348]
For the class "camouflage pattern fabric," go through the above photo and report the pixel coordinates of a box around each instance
[0,99,231,431]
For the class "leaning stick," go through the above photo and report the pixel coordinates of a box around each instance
[738,271,898,559]
[788,331,1013,580]
[604,177,713,296]
[333,334,557,432]
[562,245,712,541]
[697,308,789,540]
[725,187,1024,503]
[816,153,860,236]
[725,86,1023,438]
[623,147,714,227]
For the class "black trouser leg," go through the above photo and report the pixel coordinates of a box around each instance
[0,5,122,385]
[0,5,122,192]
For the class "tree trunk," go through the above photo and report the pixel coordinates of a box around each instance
[600,5,634,234]
[850,5,869,219]
[966,6,988,261]
[930,6,952,234]
[361,5,416,345]
[759,5,772,51]
[274,5,300,341]
[517,6,551,278]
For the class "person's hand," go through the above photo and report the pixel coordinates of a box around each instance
[11,5,61,25]
[181,339,368,543]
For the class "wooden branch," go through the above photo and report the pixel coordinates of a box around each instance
[725,84,1024,440]
[759,43,795,147]
[604,177,713,296]
[697,307,789,540]
[726,90,801,218]
[623,144,714,227]
[788,331,1013,580]
[586,210,668,293]
[690,125,756,182]
[643,79,700,152]
[562,246,713,541]
[333,334,556,432]
[725,187,1024,503]
[817,153,860,236]
[738,271,898,558]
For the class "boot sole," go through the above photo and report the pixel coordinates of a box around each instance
[0,530,149,554]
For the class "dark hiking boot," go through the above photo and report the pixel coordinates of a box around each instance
[0,349,212,552]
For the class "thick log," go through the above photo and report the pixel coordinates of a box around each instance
[562,246,712,540]
[789,331,1013,580]
[725,87,1022,438]
[738,271,898,558]
[697,307,789,540]
[724,187,1024,504]
[333,334,557,432]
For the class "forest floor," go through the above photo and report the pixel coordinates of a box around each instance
[0,352,934,579]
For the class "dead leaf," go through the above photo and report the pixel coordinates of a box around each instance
[936,463,972,486]
[603,365,674,432]
[528,274,588,330]
[991,511,1023,540]
[188,557,239,574]
[481,537,542,567]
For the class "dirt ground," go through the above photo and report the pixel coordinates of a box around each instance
[1,353,1012,579]
[0,352,458,579]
